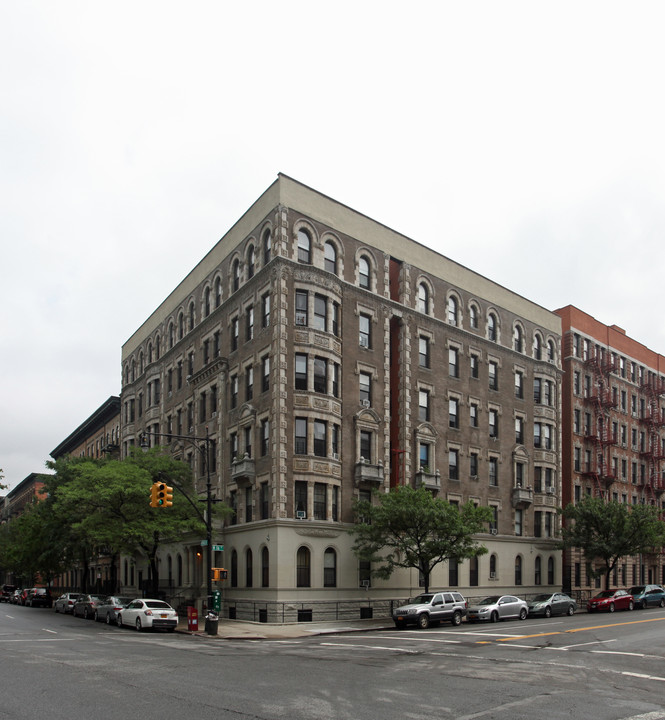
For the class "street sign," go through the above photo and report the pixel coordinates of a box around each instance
[212,590,221,612]
[212,545,224,551]
[201,540,208,546]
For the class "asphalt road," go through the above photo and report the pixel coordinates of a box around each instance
[3,603,665,720]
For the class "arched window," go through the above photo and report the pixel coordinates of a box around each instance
[204,287,211,317]
[247,246,255,279]
[448,296,458,325]
[177,554,183,585]
[296,546,311,587]
[489,554,497,578]
[359,255,370,288]
[417,282,429,314]
[167,555,173,584]
[535,556,542,585]
[147,343,153,364]
[246,548,253,587]
[515,555,523,585]
[324,548,337,587]
[297,229,311,264]
[469,304,479,329]
[169,322,175,349]
[155,335,160,360]
[261,547,269,587]
[231,549,238,587]
[233,259,240,292]
[263,228,272,265]
[139,351,144,376]
[488,313,497,342]
[178,312,184,340]
[514,325,523,353]
[215,277,222,308]
[548,556,555,585]
[534,334,542,360]
[324,241,337,274]
[547,340,555,363]
[469,555,479,586]
[188,301,195,331]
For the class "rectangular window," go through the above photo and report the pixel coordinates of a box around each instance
[470,452,478,477]
[260,482,269,520]
[246,305,254,341]
[515,371,523,399]
[419,336,430,368]
[295,481,307,514]
[359,313,371,348]
[262,355,270,392]
[295,418,307,455]
[295,353,308,391]
[313,294,327,332]
[489,409,498,438]
[262,292,270,328]
[534,510,542,538]
[261,419,269,456]
[360,430,372,463]
[313,420,327,457]
[489,457,498,486]
[534,422,541,448]
[245,366,254,401]
[515,417,523,444]
[245,486,253,523]
[314,483,327,520]
[419,389,430,422]
[231,317,239,351]
[449,449,459,480]
[295,290,308,326]
[470,354,479,379]
[470,403,478,427]
[449,398,459,428]
[419,442,430,468]
[230,375,238,409]
[359,372,371,405]
[244,426,252,458]
[515,509,523,536]
[313,357,327,394]
[331,362,340,398]
[449,348,459,378]
[489,362,498,390]
[534,378,542,404]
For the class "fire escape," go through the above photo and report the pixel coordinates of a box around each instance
[639,374,665,505]
[583,352,618,498]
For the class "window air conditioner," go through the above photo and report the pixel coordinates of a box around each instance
[332,453,340,461]
[296,511,306,519]
[470,475,478,480]
[546,486,555,495]
[212,412,217,418]
[489,571,496,579]
[359,335,369,348]
[361,399,371,408]
[295,316,307,326]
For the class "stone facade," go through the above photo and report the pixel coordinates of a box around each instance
[120,174,563,613]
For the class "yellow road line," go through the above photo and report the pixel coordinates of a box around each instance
[476,615,665,644]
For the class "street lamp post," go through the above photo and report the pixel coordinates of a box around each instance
[140,427,216,628]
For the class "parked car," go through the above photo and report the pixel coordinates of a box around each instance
[54,592,82,614]
[587,589,634,613]
[73,594,107,619]
[392,591,467,629]
[27,588,52,608]
[10,589,23,604]
[94,596,133,624]
[528,592,577,618]
[1,584,17,603]
[117,599,178,632]
[628,585,665,609]
[467,595,529,622]
[18,588,30,606]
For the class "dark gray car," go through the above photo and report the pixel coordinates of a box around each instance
[94,596,133,624]
[528,592,577,618]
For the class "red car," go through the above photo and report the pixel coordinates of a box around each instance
[587,589,634,613]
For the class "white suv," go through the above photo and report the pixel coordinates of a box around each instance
[393,591,467,629]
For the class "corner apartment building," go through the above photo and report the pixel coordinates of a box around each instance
[556,305,665,593]
[120,174,562,618]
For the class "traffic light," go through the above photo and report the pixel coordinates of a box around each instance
[212,568,228,581]
[150,483,160,507]
[156,482,173,508]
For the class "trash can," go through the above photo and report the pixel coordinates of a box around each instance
[205,611,219,636]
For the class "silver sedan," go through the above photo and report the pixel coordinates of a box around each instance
[467,595,529,622]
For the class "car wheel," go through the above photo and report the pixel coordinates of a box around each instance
[94,610,99,622]
[116,614,122,627]
[609,603,615,613]
[567,604,575,616]
[544,606,552,618]
[417,613,430,629]
[451,610,462,627]
[660,599,665,608]
[628,601,634,611]
[84,608,89,619]
[519,608,528,620]
[106,613,112,625]
[490,611,499,623]
[136,618,142,632]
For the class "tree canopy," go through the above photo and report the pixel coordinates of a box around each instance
[559,496,665,590]
[350,485,493,592]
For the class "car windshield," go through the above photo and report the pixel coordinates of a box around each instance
[478,596,500,605]
[531,594,552,602]
[145,601,171,609]
[410,594,433,604]
[628,587,645,594]
[111,597,133,605]
[596,591,615,598]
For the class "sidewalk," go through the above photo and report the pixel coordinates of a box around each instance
[179,617,394,640]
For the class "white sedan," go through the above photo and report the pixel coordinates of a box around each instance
[117,599,178,632]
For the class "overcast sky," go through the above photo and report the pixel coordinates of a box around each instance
[3,1,665,491]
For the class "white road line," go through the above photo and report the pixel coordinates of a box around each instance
[622,672,665,683]
[593,650,646,657]
[557,638,617,650]
[619,711,665,719]
[349,634,461,644]
[320,642,419,653]
[43,629,57,634]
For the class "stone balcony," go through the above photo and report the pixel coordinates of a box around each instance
[512,485,534,509]
[230,454,255,484]
[414,469,441,492]
[354,459,384,487]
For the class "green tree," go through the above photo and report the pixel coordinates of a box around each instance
[559,496,665,590]
[350,485,493,592]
